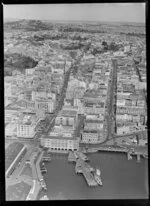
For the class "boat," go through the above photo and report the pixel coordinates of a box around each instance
[93,168,103,186]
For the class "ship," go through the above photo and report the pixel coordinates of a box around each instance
[93,168,103,186]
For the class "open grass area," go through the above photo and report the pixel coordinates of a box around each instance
[6,181,31,201]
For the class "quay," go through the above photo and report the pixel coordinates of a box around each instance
[35,151,45,181]
[97,146,128,153]
[75,151,89,161]
[47,148,68,154]
[82,168,98,187]
[26,149,48,200]
[41,155,51,162]
[26,180,42,201]
[40,166,47,173]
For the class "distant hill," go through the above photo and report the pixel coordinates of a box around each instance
[4,19,53,31]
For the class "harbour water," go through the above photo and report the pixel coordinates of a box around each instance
[38,152,148,200]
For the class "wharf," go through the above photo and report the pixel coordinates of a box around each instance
[75,159,96,186]
[35,151,45,181]
[97,146,128,153]
[82,168,98,187]
[68,151,76,162]
[76,159,94,171]
[48,149,68,154]
[41,155,51,162]
[75,151,89,161]
[40,166,47,173]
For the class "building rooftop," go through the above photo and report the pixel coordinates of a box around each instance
[18,113,37,125]
[58,109,77,117]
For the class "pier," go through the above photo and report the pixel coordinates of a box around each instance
[68,151,76,162]
[75,158,97,186]
[82,168,98,187]
[75,151,89,161]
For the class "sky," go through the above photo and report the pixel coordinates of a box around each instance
[3,3,145,23]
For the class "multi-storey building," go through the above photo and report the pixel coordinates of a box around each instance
[17,113,40,138]
[81,130,99,143]
[40,135,79,151]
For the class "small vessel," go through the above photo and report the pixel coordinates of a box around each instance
[94,168,103,186]
[40,195,49,200]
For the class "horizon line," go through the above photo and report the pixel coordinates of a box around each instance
[4,17,145,24]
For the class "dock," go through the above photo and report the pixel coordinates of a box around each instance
[35,151,45,181]
[41,155,51,162]
[75,159,97,186]
[47,149,68,154]
[68,151,76,162]
[40,166,47,173]
[75,151,89,161]
[82,168,98,187]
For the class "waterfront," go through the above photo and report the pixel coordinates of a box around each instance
[38,152,148,200]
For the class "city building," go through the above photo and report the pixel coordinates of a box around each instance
[17,113,40,138]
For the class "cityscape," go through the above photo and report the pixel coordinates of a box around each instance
[4,3,148,200]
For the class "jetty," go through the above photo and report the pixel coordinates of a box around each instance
[68,151,76,162]
[75,151,89,161]
[82,167,98,186]
[75,158,97,186]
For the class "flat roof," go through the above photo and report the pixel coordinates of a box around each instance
[58,110,77,117]
[83,130,98,133]
[85,119,103,123]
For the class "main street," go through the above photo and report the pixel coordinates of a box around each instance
[103,59,117,141]
[43,43,91,135]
